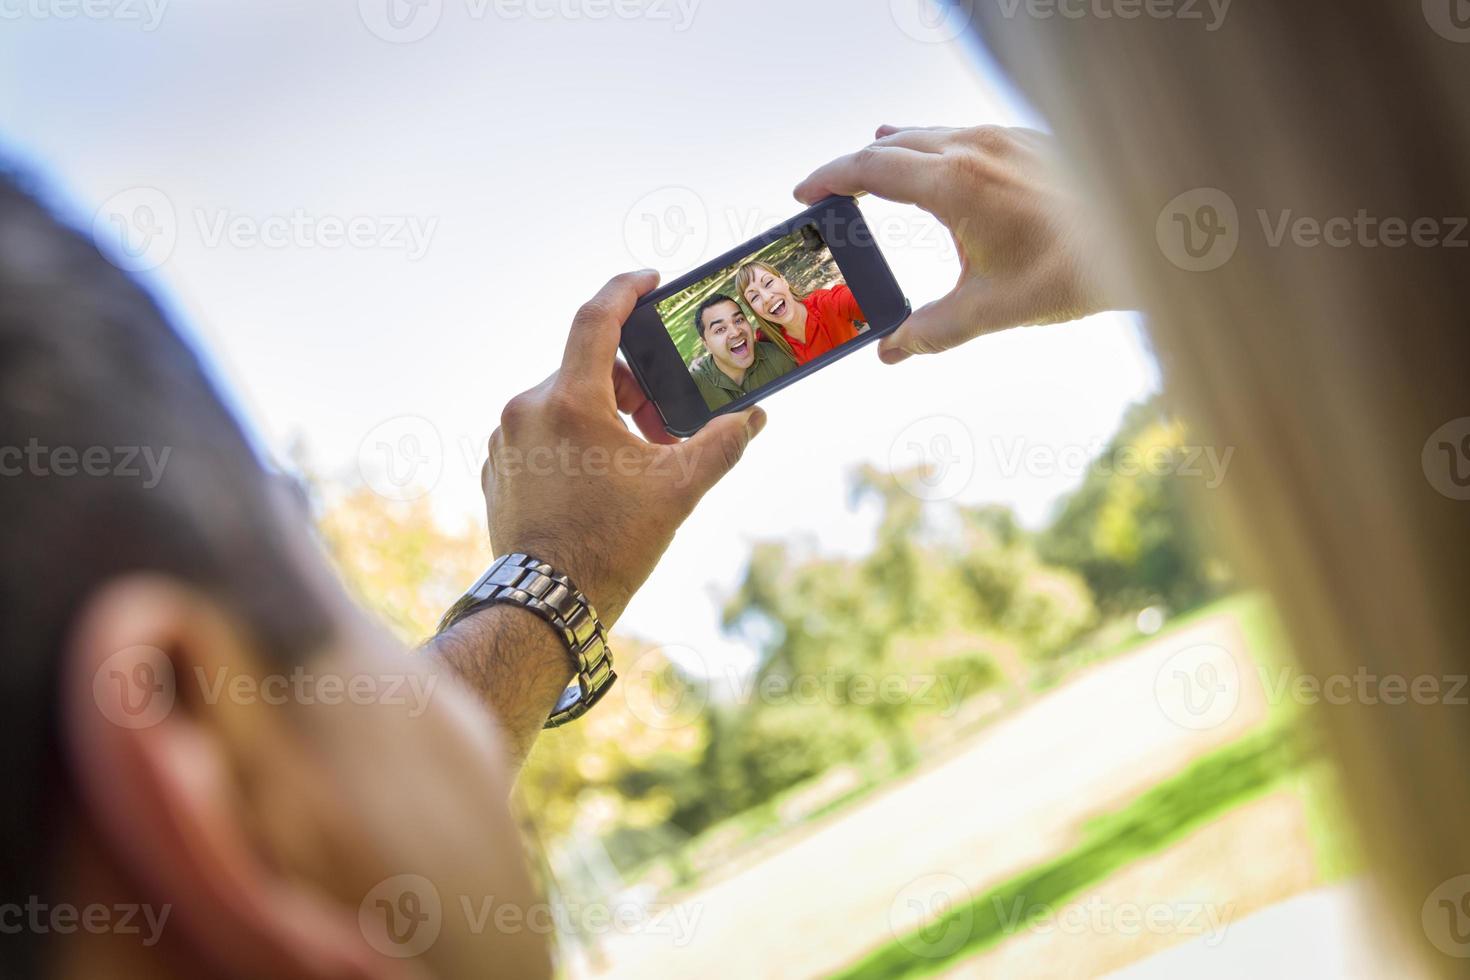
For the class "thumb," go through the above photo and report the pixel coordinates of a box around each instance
[680,407,767,496]
[876,278,997,365]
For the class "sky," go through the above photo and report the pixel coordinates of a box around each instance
[0,0,1160,673]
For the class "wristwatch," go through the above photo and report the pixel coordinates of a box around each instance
[436,552,616,729]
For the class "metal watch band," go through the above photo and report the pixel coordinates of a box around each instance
[435,553,616,729]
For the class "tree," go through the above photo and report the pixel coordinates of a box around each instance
[1038,399,1235,613]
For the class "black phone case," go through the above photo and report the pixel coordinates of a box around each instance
[620,195,911,438]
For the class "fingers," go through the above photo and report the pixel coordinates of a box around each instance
[612,360,678,444]
[677,407,767,496]
[793,144,941,208]
[560,269,660,386]
[873,125,960,153]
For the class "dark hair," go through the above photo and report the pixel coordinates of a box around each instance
[692,293,741,338]
[0,169,334,973]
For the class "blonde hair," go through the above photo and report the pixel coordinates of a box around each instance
[734,260,801,361]
[969,4,1470,970]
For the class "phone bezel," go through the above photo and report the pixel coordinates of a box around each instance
[619,195,911,437]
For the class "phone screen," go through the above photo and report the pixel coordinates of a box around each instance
[652,222,869,412]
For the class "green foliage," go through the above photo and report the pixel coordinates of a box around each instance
[1038,399,1235,614]
[314,397,1239,882]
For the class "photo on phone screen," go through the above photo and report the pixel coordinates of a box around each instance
[654,222,868,412]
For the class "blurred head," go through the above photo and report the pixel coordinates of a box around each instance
[960,1,1469,970]
[736,261,799,327]
[695,294,755,375]
[0,171,546,978]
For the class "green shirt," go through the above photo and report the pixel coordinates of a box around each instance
[690,340,798,409]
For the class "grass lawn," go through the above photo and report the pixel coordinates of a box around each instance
[829,720,1323,979]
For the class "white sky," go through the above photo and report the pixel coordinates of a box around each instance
[0,0,1159,671]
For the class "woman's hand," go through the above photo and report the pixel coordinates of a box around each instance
[794,125,1114,364]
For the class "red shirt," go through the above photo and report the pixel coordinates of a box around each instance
[781,284,864,365]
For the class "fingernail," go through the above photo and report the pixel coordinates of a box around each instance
[748,407,768,436]
[878,345,911,365]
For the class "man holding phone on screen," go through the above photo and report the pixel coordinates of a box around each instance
[688,293,797,409]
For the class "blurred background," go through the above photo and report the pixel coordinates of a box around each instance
[0,1,1361,976]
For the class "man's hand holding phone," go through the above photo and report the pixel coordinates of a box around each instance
[794,124,1115,363]
[484,269,766,626]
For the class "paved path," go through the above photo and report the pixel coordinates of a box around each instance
[584,613,1272,979]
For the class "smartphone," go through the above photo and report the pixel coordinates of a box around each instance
[620,195,910,437]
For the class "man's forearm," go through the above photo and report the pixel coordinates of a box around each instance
[422,605,574,774]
